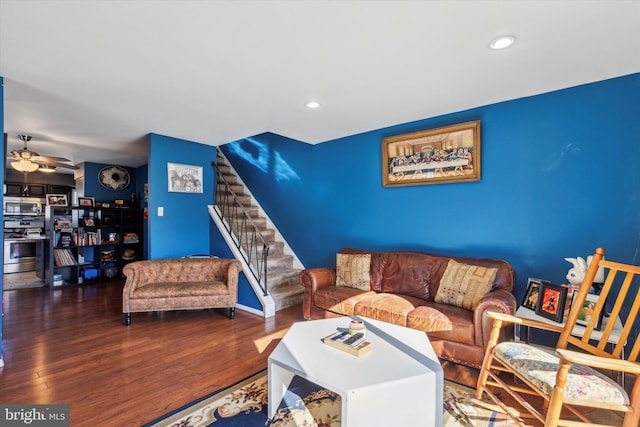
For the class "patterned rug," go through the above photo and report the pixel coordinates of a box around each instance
[142,370,512,427]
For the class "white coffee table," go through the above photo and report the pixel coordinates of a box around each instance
[268,316,443,426]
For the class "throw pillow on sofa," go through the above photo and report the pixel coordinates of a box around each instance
[435,259,497,310]
[336,253,371,290]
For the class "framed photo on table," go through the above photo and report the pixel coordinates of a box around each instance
[535,283,568,323]
[576,293,605,330]
[521,277,550,310]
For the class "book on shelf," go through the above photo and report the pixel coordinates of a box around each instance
[77,231,98,246]
[53,248,77,266]
[321,329,372,356]
[55,230,76,248]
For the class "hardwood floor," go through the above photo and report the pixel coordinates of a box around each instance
[0,280,304,426]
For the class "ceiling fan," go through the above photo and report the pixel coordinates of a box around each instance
[8,135,79,173]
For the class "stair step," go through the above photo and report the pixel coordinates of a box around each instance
[216,162,232,173]
[259,241,284,256]
[218,211,259,228]
[268,268,301,290]
[216,178,244,193]
[266,253,294,272]
[225,215,268,230]
[238,241,285,257]
[268,269,304,311]
[217,192,252,206]
[232,229,275,246]
[219,204,260,218]
[271,283,304,310]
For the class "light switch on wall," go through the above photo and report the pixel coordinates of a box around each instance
[158,206,164,217]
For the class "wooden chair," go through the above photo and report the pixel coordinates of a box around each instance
[475,247,640,427]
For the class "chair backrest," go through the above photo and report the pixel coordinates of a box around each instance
[558,247,640,363]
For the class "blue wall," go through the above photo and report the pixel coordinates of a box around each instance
[222,73,640,308]
[148,133,217,259]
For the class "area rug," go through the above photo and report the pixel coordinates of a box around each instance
[142,370,512,427]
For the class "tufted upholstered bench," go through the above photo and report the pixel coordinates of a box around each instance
[122,257,242,325]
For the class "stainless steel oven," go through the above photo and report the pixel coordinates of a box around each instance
[4,239,38,273]
[3,219,45,273]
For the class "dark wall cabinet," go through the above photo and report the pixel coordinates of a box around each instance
[4,182,46,197]
[47,184,70,196]
[5,181,73,200]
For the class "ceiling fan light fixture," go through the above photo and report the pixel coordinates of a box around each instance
[11,160,40,173]
[39,164,57,173]
[489,35,516,50]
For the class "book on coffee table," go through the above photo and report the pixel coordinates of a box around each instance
[322,330,372,356]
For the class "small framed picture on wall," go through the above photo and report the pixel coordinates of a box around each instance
[167,162,203,193]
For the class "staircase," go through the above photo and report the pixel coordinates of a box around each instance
[213,151,304,314]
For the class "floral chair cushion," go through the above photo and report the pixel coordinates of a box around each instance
[493,342,629,405]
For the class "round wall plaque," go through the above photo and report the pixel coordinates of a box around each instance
[99,165,130,191]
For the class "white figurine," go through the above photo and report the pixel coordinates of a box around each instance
[565,256,588,288]
[565,255,605,291]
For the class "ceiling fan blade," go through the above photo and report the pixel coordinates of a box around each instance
[32,155,72,162]
[32,159,79,170]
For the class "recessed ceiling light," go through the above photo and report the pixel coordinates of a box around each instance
[489,35,516,50]
[305,101,321,109]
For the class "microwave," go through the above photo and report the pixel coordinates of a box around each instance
[3,197,45,216]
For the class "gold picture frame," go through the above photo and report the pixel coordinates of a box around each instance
[382,120,481,187]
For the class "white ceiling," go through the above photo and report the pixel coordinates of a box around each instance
[1,0,639,172]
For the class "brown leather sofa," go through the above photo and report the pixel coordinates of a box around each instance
[122,257,242,325]
[300,248,516,370]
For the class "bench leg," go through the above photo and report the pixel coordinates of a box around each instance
[229,307,235,319]
[124,313,131,326]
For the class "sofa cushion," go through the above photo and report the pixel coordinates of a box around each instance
[430,255,514,294]
[336,253,371,290]
[407,304,475,345]
[353,293,425,326]
[435,259,497,310]
[339,248,433,299]
[313,287,377,316]
[131,281,229,298]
